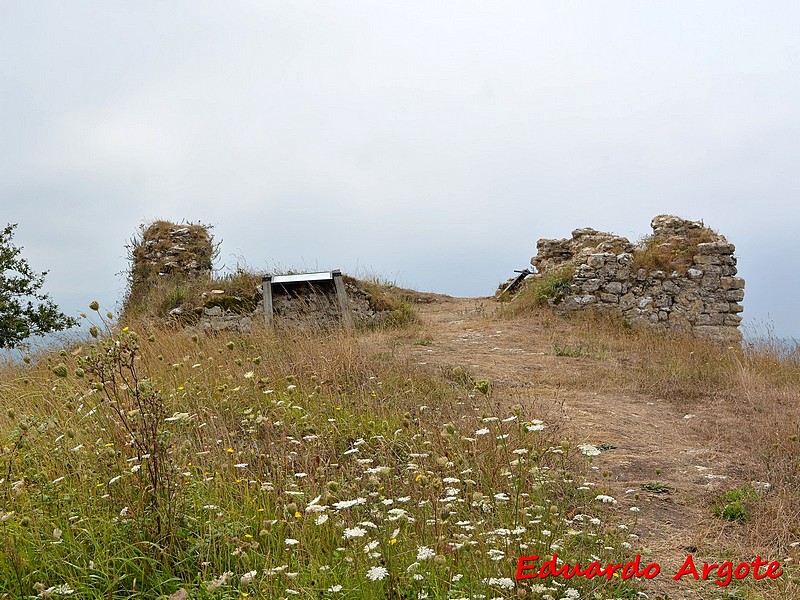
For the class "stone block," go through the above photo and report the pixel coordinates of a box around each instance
[580,278,602,293]
[600,293,619,303]
[662,280,680,295]
[599,265,617,278]
[725,289,745,302]
[619,292,637,310]
[720,277,745,290]
[586,254,608,268]
[603,281,623,294]
[701,274,721,290]
[616,253,633,267]
[654,295,672,308]
[707,301,730,313]
[693,254,722,265]
[724,314,743,326]
[614,267,631,281]
[696,241,735,255]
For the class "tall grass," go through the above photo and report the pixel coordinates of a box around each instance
[0,308,638,598]
[518,306,800,565]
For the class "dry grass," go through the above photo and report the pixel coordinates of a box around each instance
[501,266,575,316]
[524,307,800,560]
[631,227,719,274]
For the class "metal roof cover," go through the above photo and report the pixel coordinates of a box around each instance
[270,271,334,285]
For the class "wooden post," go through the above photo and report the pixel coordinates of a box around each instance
[332,270,354,330]
[261,275,273,325]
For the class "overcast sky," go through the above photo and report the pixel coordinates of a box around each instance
[1,2,798,340]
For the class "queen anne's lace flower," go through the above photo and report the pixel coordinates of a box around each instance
[416,546,435,561]
[343,527,367,539]
[366,565,388,581]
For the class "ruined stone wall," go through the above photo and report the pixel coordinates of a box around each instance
[126,220,392,330]
[529,215,745,343]
[131,222,214,283]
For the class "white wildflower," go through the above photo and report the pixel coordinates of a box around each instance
[206,571,233,592]
[577,444,601,456]
[343,527,367,539]
[483,577,514,589]
[387,508,407,521]
[332,498,367,510]
[366,565,389,581]
[595,494,617,504]
[240,570,258,585]
[165,412,191,422]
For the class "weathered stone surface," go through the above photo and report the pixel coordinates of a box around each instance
[527,214,744,343]
[531,228,634,273]
[725,289,745,302]
[724,314,743,326]
[696,241,735,255]
[131,221,214,284]
[721,277,745,290]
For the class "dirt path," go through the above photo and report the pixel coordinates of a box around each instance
[389,296,744,599]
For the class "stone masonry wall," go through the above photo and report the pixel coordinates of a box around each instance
[530,214,745,343]
[131,221,214,287]
[126,221,400,331]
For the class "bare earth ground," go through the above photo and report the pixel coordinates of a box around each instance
[367,295,786,600]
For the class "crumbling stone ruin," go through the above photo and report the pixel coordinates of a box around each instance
[528,214,745,343]
[124,221,403,331]
[130,221,215,285]
[195,279,404,333]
